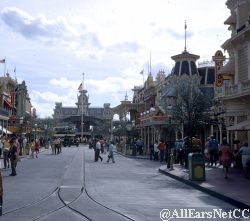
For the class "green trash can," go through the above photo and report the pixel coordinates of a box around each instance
[188,153,206,181]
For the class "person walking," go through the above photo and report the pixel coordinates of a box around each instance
[107,141,115,163]
[153,140,159,161]
[34,139,40,158]
[175,138,184,165]
[23,137,27,154]
[237,142,250,178]
[158,139,166,162]
[219,138,233,179]
[9,137,19,176]
[208,135,219,166]
[2,136,10,169]
[95,139,103,162]
[204,137,211,166]
[149,143,154,160]
[30,139,35,158]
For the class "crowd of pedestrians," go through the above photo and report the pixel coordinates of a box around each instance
[89,138,116,163]
[126,135,250,179]
[0,134,22,176]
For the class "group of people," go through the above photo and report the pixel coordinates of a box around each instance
[51,137,62,155]
[0,134,42,176]
[149,139,167,162]
[204,135,250,179]
[149,134,250,179]
[90,138,116,163]
[0,134,23,176]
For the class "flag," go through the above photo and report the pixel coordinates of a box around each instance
[0,59,5,63]
[14,67,16,73]
[184,20,187,30]
[78,83,83,91]
[140,69,144,75]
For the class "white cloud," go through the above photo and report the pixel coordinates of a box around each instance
[0,0,231,118]
[0,7,102,50]
[49,77,79,90]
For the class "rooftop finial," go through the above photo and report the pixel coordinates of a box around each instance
[149,50,152,75]
[82,72,85,90]
[184,20,187,52]
[125,91,128,101]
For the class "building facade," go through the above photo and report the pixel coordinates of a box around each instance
[53,88,112,138]
[215,0,250,146]
[0,74,32,135]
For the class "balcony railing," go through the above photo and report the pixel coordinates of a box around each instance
[215,80,250,99]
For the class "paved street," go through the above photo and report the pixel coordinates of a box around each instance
[0,145,246,221]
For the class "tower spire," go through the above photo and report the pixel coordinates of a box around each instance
[82,72,84,90]
[184,20,187,52]
[148,51,152,76]
[150,51,152,75]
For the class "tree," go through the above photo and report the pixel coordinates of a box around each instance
[170,75,212,137]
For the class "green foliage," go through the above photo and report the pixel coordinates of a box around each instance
[171,76,212,136]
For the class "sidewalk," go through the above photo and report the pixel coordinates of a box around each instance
[0,147,49,169]
[159,164,250,210]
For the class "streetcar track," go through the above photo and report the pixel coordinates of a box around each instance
[2,146,136,221]
[2,187,59,215]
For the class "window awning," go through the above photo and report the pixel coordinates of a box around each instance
[218,58,234,75]
[227,119,250,131]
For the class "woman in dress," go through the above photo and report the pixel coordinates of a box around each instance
[219,138,232,179]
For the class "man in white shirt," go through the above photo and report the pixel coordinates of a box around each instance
[95,139,103,162]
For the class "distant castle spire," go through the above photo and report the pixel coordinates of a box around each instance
[125,91,128,101]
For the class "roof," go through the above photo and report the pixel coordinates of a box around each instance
[227,119,250,131]
[162,86,177,97]
[224,13,236,25]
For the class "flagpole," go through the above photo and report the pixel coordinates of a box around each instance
[81,72,84,142]
[184,20,187,52]
[149,51,151,74]
[4,57,6,77]
[142,69,144,84]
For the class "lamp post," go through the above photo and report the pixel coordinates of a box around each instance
[44,124,47,148]
[34,123,37,140]
[167,116,172,169]
[19,117,24,155]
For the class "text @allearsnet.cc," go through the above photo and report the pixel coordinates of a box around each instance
[160,208,250,220]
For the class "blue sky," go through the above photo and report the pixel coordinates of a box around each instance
[0,0,230,118]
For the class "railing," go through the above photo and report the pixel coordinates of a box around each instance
[141,115,167,125]
[215,80,250,98]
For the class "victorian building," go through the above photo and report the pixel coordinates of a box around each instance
[214,0,250,146]
[0,73,32,135]
[53,87,112,138]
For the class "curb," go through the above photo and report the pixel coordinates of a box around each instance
[115,151,149,160]
[159,168,250,210]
